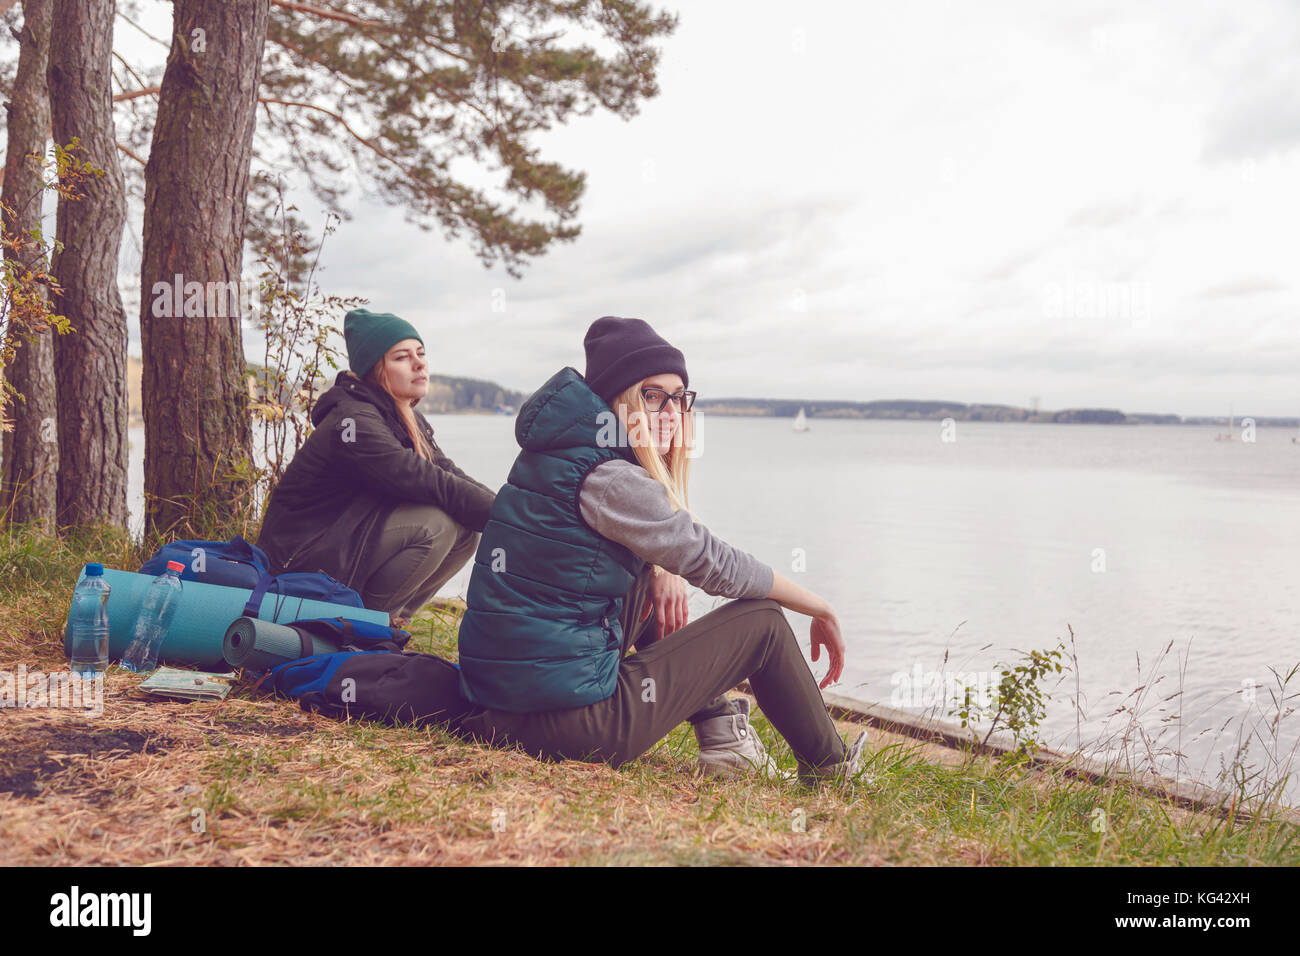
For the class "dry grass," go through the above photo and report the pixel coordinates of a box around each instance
[0,656,934,866]
[0,651,1261,867]
[3,524,1296,866]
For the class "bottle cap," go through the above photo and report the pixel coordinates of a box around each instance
[166,560,186,573]
[84,563,104,576]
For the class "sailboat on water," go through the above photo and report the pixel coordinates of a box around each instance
[1214,405,1235,442]
[793,407,809,432]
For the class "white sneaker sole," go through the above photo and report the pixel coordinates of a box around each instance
[697,752,795,781]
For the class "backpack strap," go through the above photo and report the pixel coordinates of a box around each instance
[241,571,294,619]
[241,572,273,618]
[288,616,411,651]
[295,624,315,661]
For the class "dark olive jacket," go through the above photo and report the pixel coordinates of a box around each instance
[256,370,496,589]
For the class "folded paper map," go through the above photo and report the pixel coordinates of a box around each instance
[137,666,237,702]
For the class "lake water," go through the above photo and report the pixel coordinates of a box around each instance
[128,416,1300,805]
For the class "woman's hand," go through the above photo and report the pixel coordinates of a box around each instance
[766,572,847,689]
[809,608,846,690]
[643,567,690,639]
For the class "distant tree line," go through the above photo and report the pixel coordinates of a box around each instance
[692,397,1261,426]
[233,358,523,416]
[417,375,524,414]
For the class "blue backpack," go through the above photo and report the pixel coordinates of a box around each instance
[266,618,473,731]
[140,535,364,612]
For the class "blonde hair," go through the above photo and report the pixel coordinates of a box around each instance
[610,379,694,513]
[344,362,434,462]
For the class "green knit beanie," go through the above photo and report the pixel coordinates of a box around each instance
[343,308,424,377]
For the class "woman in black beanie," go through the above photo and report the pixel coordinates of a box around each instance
[455,316,868,785]
[257,308,496,627]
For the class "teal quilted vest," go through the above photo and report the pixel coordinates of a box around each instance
[456,367,644,712]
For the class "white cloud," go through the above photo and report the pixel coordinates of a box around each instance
[114,0,1300,417]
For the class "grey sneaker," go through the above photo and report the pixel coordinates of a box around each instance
[801,728,872,788]
[694,698,791,780]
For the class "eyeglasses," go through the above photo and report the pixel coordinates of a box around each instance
[641,387,697,413]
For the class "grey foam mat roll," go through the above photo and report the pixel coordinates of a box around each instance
[222,616,340,673]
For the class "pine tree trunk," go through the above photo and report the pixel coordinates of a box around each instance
[139,0,269,541]
[1,0,57,534]
[47,0,130,532]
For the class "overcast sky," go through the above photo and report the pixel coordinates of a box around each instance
[117,1,1300,418]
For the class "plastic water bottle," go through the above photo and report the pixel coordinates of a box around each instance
[68,562,111,679]
[120,560,185,673]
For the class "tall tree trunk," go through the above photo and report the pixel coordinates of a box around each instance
[47,0,129,532]
[1,0,56,534]
[140,0,268,541]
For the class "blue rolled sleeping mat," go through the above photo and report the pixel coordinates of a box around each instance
[62,568,390,672]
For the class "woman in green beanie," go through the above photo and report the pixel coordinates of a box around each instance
[257,308,497,626]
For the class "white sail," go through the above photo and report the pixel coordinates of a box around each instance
[1215,404,1236,441]
[793,407,809,431]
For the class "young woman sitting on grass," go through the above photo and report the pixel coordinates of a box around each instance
[454,316,869,785]
[257,308,495,629]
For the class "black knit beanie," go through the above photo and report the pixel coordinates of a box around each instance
[583,316,688,407]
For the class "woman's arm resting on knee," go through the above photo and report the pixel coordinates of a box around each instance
[576,460,841,682]
[765,571,830,618]
[766,571,845,689]
[330,405,495,530]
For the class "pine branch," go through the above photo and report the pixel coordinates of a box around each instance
[117,141,145,166]
[270,0,382,29]
[258,96,411,176]
[113,86,159,102]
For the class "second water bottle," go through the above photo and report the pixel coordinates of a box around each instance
[121,560,185,673]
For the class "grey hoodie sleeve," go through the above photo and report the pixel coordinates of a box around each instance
[578,459,775,600]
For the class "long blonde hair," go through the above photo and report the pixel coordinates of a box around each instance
[344,363,434,461]
[610,379,694,513]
